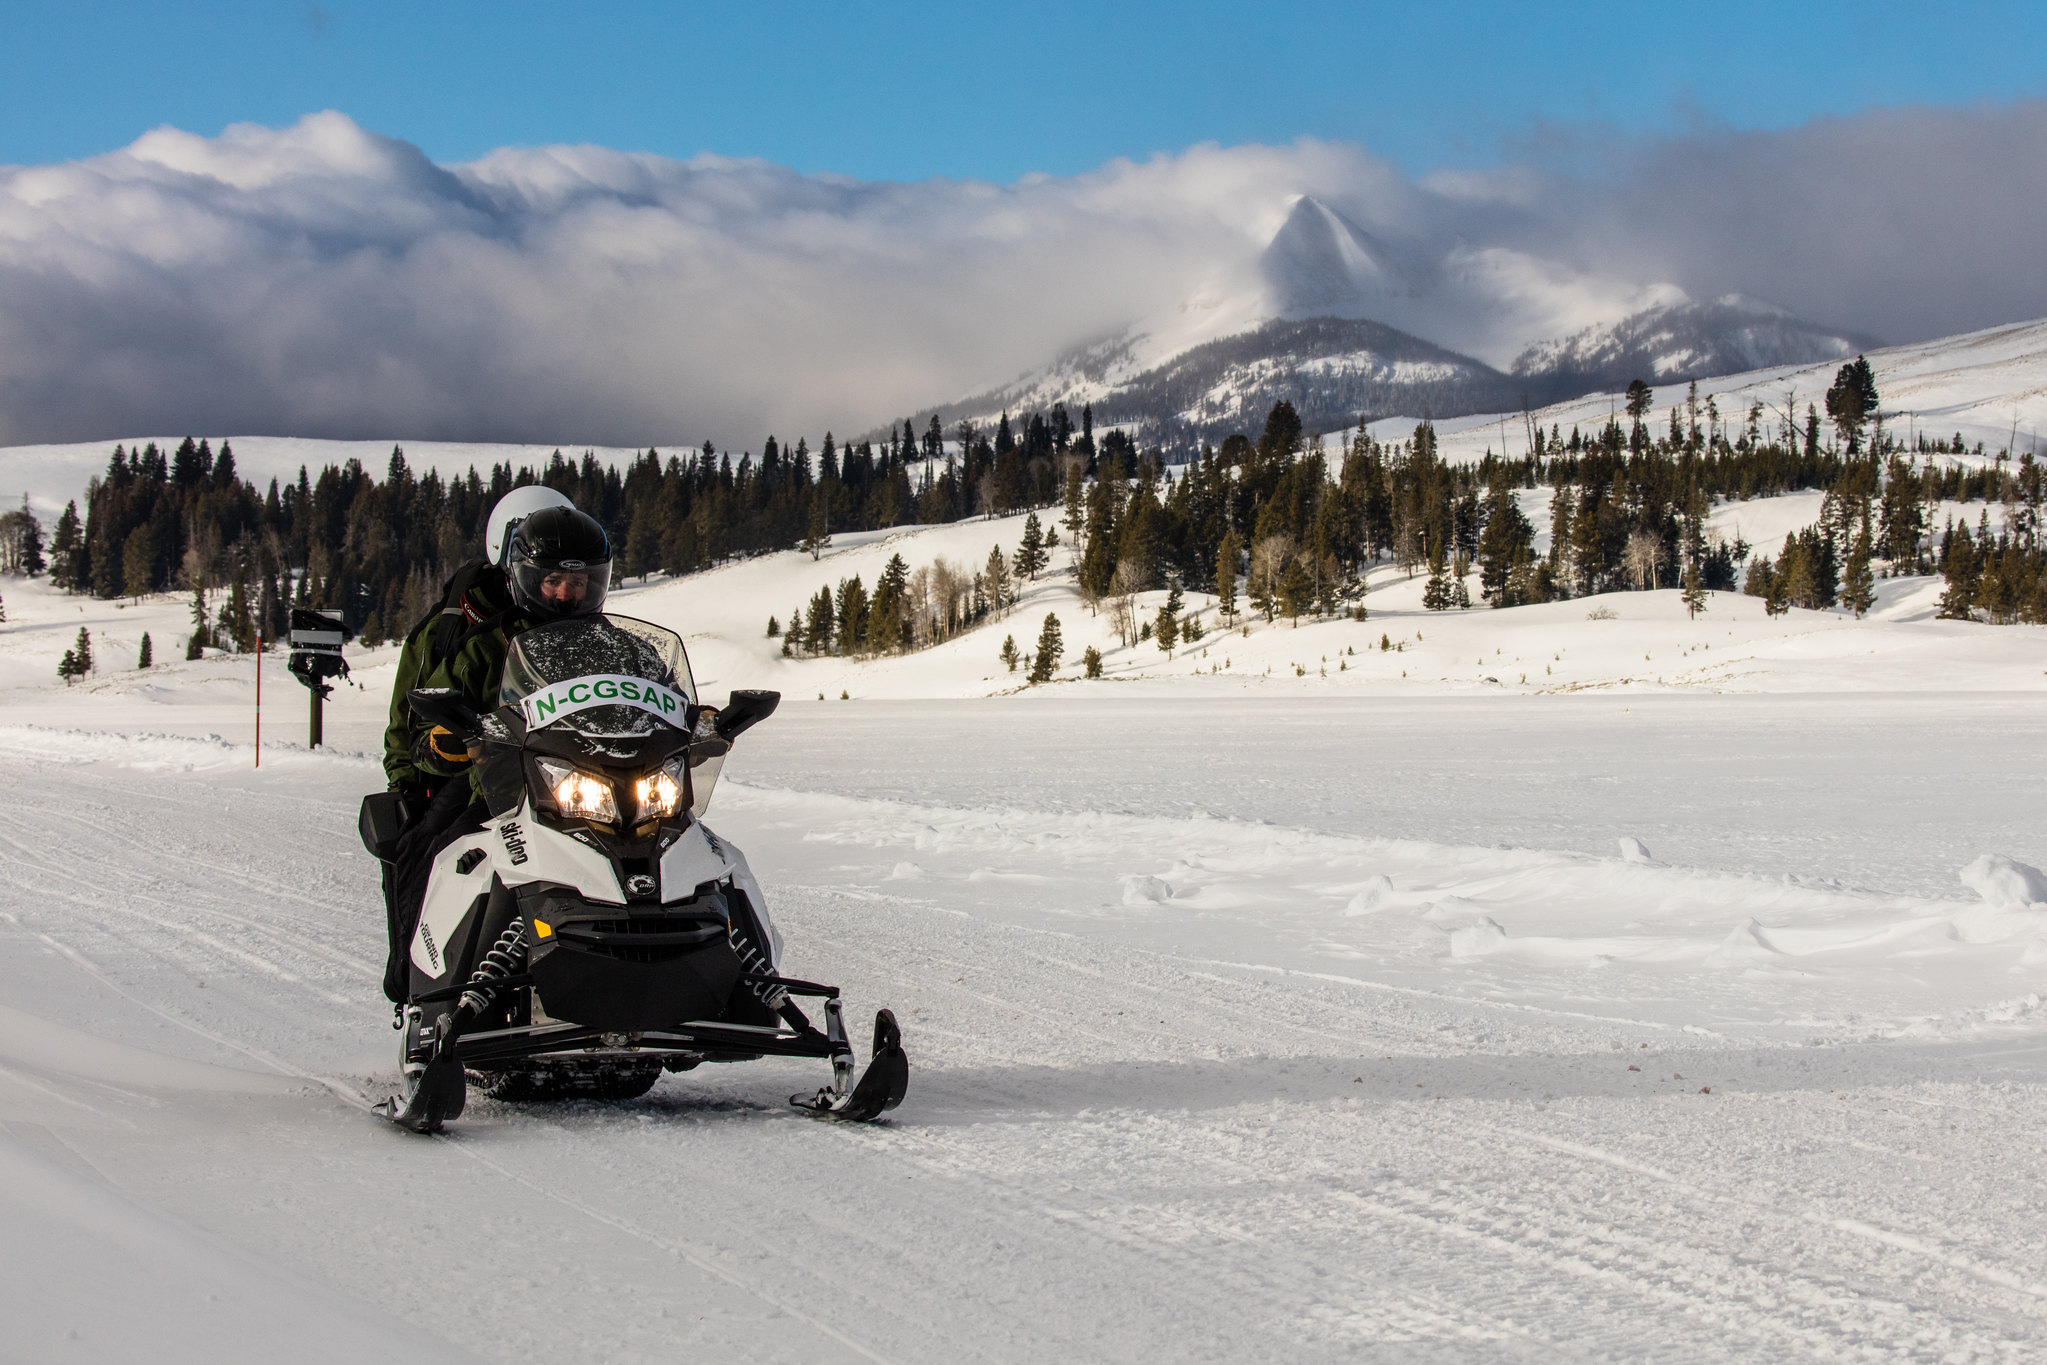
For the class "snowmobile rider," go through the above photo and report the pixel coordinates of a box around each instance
[378,490,615,1002]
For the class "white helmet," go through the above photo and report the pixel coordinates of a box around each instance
[484,486,575,566]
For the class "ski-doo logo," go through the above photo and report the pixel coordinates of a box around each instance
[418,922,443,975]
[520,674,687,731]
[500,820,530,866]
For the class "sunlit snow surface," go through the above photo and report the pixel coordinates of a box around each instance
[7,536,2047,1358]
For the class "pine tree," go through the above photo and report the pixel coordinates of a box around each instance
[1841,521,1876,618]
[1013,512,1048,581]
[766,615,779,638]
[1825,356,1880,455]
[1778,533,1817,611]
[1937,524,1979,619]
[223,566,253,652]
[1476,477,1534,606]
[1279,555,1313,623]
[48,501,81,591]
[1762,558,1790,618]
[834,575,868,654]
[984,544,1011,618]
[1680,558,1708,619]
[1060,460,1086,559]
[58,648,81,684]
[73,626,94,675]
[1027,613,1064,683]
[1681,483,1708,583]
[1000,634,1020,672]
[1744,554,1774,600]
[1156,579,1182,656]
[187,584,209,659]
[1624,379,1653,449]
[1215,529,1240,621]
[4,495,46,576]
[805,586,836,655]
[868,553,912,652]
[1081,645,1103,678]
[1422,544,1453,612]
[138,632,153,668]
[803,487,831,560]
[118,523,154,600]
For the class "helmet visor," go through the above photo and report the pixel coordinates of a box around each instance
[510,559,611,619]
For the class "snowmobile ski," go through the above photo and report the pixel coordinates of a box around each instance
[792,1009,909,1122]
[377,1051,466,1132]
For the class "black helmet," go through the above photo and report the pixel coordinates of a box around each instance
[505,506,613,622]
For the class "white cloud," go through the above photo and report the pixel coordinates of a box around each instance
[1,104,2041,447]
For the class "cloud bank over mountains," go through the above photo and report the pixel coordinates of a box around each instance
[3,102,2045,447]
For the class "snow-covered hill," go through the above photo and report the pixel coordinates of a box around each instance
[1417,313,2047,465]
[1509,294,1865,393]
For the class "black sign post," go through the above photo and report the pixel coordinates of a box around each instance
[287,608,350,748]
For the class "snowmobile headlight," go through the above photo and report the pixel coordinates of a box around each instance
[634,758,687,820]
[536,757,617,822]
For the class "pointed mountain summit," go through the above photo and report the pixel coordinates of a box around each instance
[1260,196,1418,318]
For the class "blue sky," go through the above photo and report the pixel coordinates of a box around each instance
[5,0,2043,179]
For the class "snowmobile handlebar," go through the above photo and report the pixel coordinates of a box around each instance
[408,687,484,745]
[409,685,774,756]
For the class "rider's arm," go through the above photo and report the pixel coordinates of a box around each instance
[383,629,429,790]
[407,631,503,779]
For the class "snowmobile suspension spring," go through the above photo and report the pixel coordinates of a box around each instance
[458,918,526,1016]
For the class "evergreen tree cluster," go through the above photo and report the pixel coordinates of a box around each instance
[53,410,1098,649]
[0,496,46,576]
[781,546,1014,661]
[1927,502,2047,623]
[57,627,91,683]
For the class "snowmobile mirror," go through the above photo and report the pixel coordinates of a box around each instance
[714,689,780,742]
[408,687,484,744]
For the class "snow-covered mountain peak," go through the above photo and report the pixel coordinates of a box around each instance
[1260,195,1419,318]
[922,195,1866,446]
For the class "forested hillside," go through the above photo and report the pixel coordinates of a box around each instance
[12,359,2045,669]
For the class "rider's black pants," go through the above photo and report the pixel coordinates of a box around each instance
[383,781,489,1003]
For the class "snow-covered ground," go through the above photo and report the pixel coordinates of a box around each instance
[8,501,2047,1360]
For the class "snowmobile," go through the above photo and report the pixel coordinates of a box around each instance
[360,612,907,1133]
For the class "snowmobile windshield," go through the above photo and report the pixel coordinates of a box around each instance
[499,614,696,737]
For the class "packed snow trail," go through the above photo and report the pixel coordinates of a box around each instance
[6,711,2047,1361]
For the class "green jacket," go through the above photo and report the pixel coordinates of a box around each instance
[384,566,534,796]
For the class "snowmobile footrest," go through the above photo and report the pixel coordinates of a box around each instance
[791,1009,908,1123]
